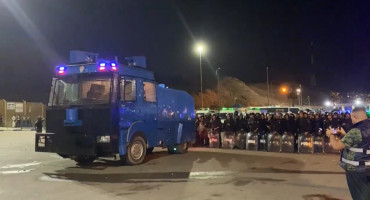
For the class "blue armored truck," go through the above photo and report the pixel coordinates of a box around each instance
[35,51,196,165]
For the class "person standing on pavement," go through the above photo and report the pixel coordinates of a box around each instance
[326,107,370,200]
[12,115,16,128]
[223,114,235,132]
[35,116,43,133]
[297,111,311,135]
[211,114,222,147]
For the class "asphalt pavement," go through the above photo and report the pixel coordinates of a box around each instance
[0,131,351,200]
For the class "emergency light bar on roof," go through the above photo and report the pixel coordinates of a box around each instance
[55,62,155,81]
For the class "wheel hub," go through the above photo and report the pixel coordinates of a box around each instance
[131,141,144,160]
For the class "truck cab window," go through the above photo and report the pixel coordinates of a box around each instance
[143,82,156,102]
[53,76,111,106]
[121,79,136,101]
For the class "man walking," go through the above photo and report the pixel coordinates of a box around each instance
[326,107,370,200]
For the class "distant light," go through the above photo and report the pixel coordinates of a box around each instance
[281,87,287,94]
[296,88,301,93]
[174,148,177,151]
[99,62,106,67]
[111,62,116,67]
[324,101,332,107]
[59,67,65,71]
[355,99,362,106]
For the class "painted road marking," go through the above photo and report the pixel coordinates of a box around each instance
[189,171,235,179]
[1,169,33,174]
[0,162,40,169]
[39,175,74,183]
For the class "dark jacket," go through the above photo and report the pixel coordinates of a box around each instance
[324,119,333,130]
[35,119,43,133]
[287,117,297,133]
[297,117,311,133]
[312,118,324,134]
[223,118,235,132]
[235,117,245,131]
[331,117,341,129]
[258,118,268,133]
[270,119,282,134]
[341,118,353,133]
[211,119,222,133]
[248,118,259,133]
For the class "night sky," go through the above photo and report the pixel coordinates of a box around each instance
[1,0,370,102]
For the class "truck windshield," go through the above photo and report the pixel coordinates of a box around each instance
[52,75,111,106]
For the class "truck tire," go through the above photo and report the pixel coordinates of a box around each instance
[126,136,147,165]
[73,156,96,165]
[168,142,189,154]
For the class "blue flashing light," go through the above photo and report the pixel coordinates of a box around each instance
[57,66,66,75]
[99,62,106,67]
[111,62,117,67]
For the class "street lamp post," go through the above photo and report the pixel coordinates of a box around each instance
[296,88,301,107]
[216,67,221,108]
[266,67,269,106]
[299,84,302,107]
[196,44,204,108]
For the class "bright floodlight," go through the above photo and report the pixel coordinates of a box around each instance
[195,42,206,54]
[325,101,332,107]
[355,99,362,106]
[197,46,203,52]
[280,87,287,94]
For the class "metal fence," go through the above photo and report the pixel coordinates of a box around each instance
[0,99,45,127]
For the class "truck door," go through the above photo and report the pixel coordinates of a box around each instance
[139,80,158,147]
[119,78,138,154]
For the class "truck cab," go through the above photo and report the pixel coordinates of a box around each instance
[36,51,196,165]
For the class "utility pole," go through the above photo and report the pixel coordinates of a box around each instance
[307,96,311,107]
[266,67,270,106]
[299,84,302,107]
[200,51,203,108]
[216,68,221,108]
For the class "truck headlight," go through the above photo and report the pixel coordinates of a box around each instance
[97,136,110,143]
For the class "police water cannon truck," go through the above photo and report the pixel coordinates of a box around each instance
[35,50,196,165]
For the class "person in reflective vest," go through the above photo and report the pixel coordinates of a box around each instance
[326,107,370,200]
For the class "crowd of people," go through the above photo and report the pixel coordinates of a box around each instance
[11,115,33,128]
[195,110,354,147]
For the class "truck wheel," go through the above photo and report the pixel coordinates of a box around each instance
[74,156,96,165]
[126,136,146,165]
[168,142,189,154]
